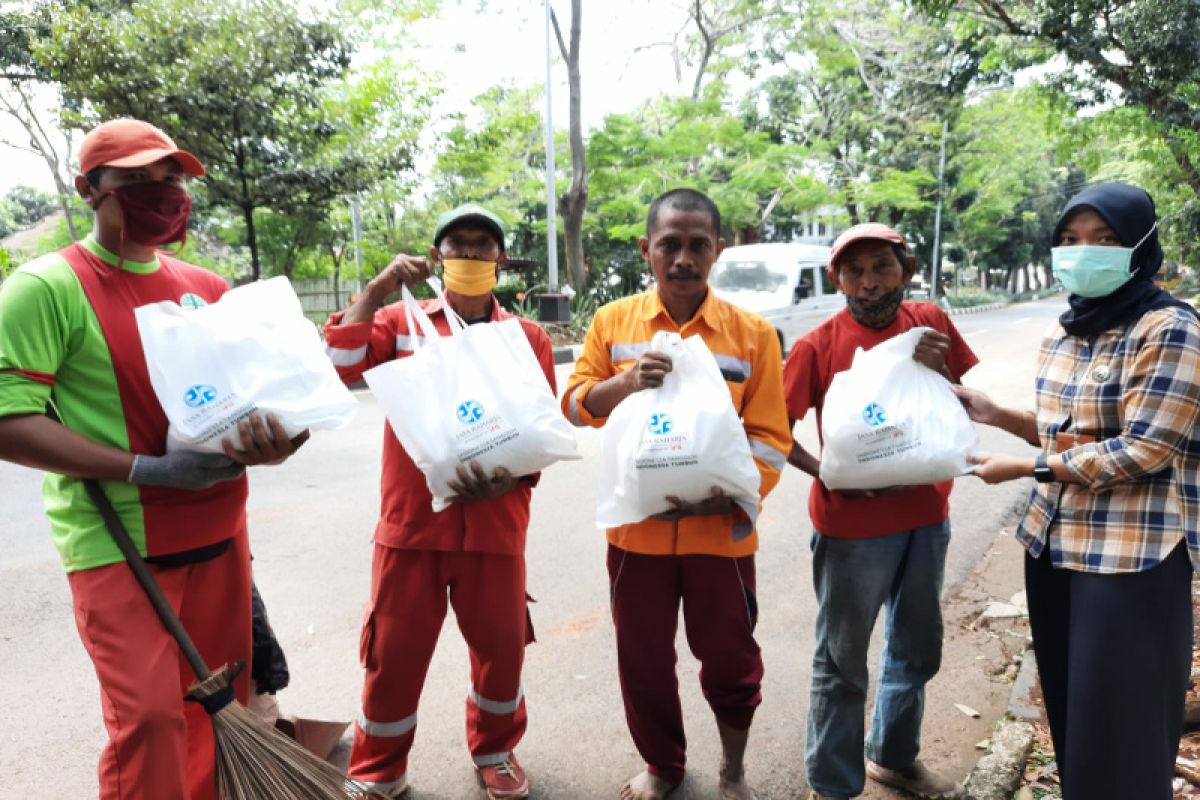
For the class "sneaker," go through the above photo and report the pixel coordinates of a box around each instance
[865,758,964,800]
[476,754,530,800]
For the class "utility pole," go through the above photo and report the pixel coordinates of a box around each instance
[931,119,948,299]
[537,0,570,321]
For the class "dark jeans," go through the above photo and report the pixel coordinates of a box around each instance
[805,521,950,797]
[1026,543,1192,799]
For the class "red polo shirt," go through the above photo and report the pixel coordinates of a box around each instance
[784,302,978,538]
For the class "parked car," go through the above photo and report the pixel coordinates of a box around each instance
[710,243,843,354]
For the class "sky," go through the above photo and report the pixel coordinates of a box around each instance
[0,0,698,196]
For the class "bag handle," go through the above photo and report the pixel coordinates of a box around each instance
[399,277,468,349]
[401,284,440,350]
[426,276,467,335]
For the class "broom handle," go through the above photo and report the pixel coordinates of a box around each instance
[44,405,212,681]
[79,478,213,681]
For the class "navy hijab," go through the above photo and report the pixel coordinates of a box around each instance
[1054,182,1196,337]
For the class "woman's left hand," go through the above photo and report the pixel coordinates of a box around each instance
[967,452,1033,484]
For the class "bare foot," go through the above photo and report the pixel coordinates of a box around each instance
[719,763,754,800]
[618,769,677,800]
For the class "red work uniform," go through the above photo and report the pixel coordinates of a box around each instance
[324,296,553,797]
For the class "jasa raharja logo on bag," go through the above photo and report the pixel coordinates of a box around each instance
[635,410,697,471]
[179,382,255,444]
[456,400,485,424]
[185,384,218,409]
[862,402,888,428]
[647,412,674,435]
[452,398,520,461]
[854,401,916,463]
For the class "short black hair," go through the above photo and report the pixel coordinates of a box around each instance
[85,166,107,187]
[646,188,721,238]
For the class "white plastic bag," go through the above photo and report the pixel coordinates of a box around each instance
[136,277,359,453]
[597,331,761,529]
[363,280,579,512]
[818,326,978,490]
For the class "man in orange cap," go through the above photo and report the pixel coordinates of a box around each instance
[0,118,305,799]
[784,223,976,800]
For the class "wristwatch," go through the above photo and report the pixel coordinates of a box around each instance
[1033,454,1056,483]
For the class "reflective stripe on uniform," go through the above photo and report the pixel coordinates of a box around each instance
[325,344,367,367]
[713,353,753,381]
[748,438,788,471]
[467,685,524,715]
[568,384,586,426]
[610,342,652,362]
[353,775,409,796]
[356,709,417,737]
[471,751,512,767]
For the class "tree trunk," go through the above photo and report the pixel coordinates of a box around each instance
[553,0,589,291]
[243,204,261,280]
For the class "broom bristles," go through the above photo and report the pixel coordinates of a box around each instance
[189,668,371,799]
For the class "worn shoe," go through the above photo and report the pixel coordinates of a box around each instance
[476,754,530,800]
[866,758,964,800]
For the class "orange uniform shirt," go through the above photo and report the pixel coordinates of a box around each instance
[563,289,792,557]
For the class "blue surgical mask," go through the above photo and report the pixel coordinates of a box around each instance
[1051,222,1158,298]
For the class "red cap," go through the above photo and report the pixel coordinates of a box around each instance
[79,119,205,177]
[829,223,908,270]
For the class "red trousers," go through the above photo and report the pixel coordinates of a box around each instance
[68,536,252,800]
[349,545,531,795]
[607,544,763,786]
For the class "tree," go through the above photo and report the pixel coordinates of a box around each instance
[748,0,1009,277]
[948,87,1077,290]
[1,3,85,239]
[35,0,420,279]
[550,0,588,290]
[913,0,1200,196]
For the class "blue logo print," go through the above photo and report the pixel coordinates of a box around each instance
[184,385,218,409]
[648,412,674,435]
[457,400,485,424]
[862,402,888,428]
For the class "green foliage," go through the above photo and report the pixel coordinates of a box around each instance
[33,0,425,279]
[941,289,1010,308]
[0,185,57,238]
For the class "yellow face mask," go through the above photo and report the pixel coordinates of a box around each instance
[441,258,498,295]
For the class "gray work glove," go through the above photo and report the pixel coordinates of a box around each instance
[128,451,246,491]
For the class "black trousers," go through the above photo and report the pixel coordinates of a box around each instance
[1025,543,1192,799]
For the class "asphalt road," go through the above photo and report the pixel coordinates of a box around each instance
[0,297,1065,798]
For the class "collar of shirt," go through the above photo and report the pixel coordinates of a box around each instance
[641,285,723,334]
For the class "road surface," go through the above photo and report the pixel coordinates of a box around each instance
[0,298,1064,798]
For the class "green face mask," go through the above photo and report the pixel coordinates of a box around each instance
[1051,222,1157,298]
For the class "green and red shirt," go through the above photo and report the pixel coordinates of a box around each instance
[0,237,249,572]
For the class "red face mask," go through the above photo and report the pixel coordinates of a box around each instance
[99,182,192,248]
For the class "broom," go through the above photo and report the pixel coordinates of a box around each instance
[76,471,369,799]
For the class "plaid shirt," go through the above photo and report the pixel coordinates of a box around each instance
[1017,307,1200,573]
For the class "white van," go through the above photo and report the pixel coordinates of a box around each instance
[710,243,844,354]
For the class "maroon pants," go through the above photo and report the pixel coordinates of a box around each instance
[349,545,531,796]
[607,544,763,785]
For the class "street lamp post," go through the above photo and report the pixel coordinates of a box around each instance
[537,0,571,323]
